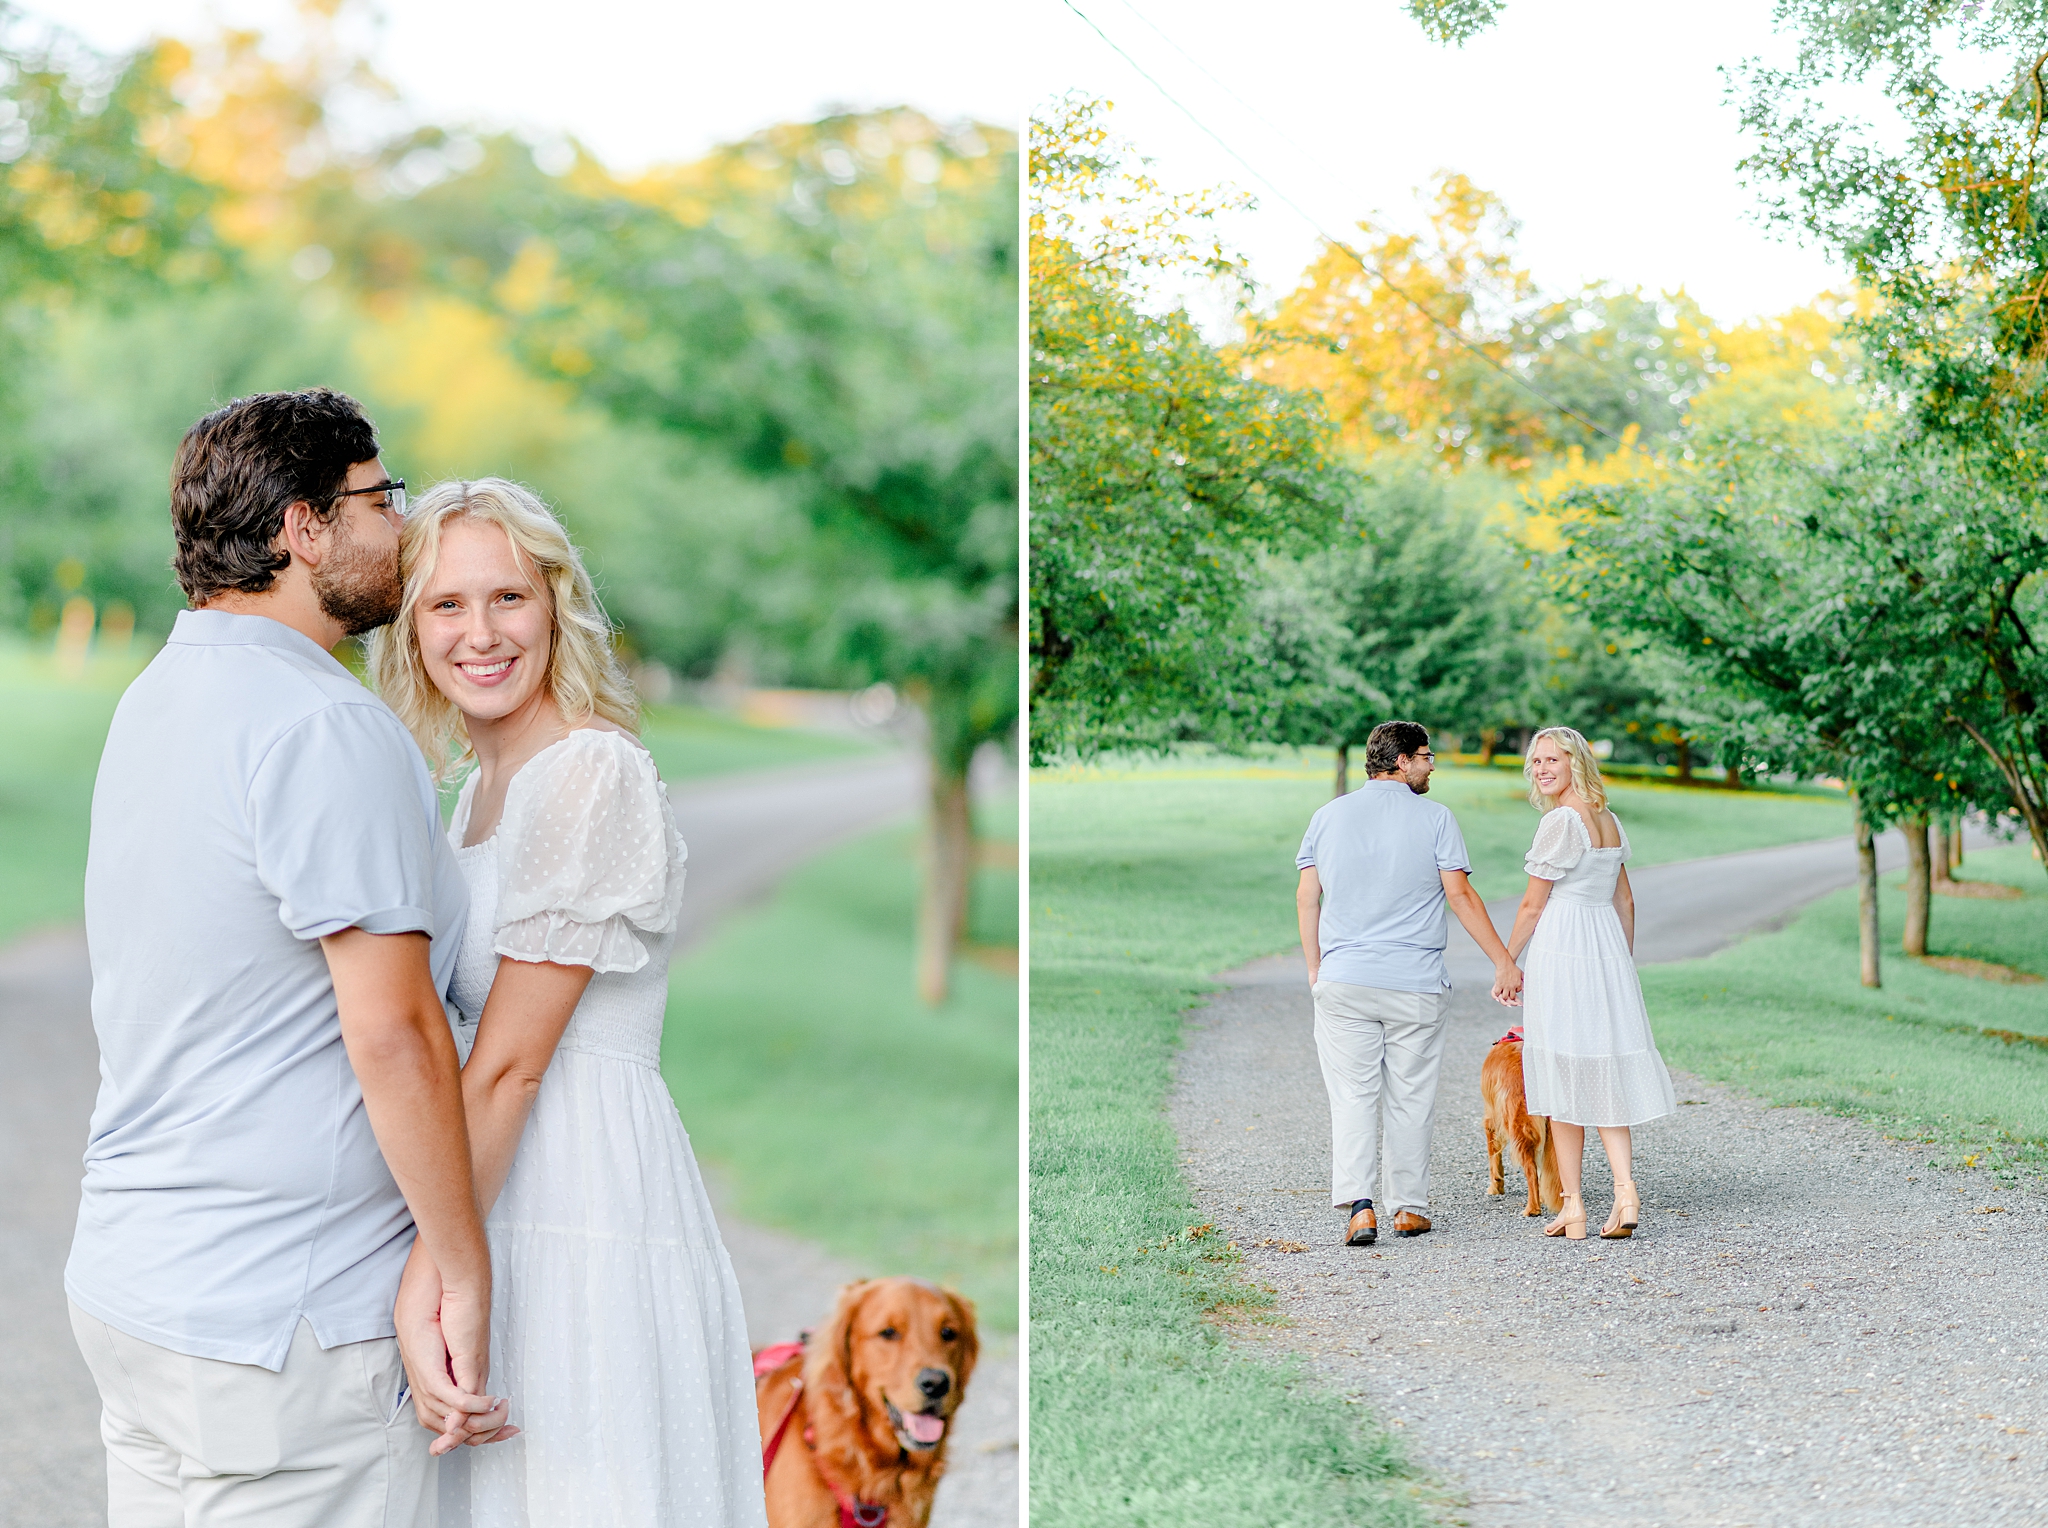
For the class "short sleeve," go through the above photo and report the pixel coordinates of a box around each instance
[1296,813,1321,870]
[1524,807,1588,881]
[248,704,439,941]
[492,731,685,973]
[1433,808,1471,873]
[1613,813,1632,865]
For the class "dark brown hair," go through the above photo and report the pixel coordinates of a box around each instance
[169,388,380,604]
[1365,720,1431,776]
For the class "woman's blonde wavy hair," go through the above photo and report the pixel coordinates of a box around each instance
[1523,725,1608,813]
[369,478,638,778]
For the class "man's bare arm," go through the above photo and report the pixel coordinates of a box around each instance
[1442,870,1521,1003]
[1296,867,1322,983]
[324,929,494,1405]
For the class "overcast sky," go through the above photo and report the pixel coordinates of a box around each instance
[17,0,1024,167]
[1029,0,1861,325]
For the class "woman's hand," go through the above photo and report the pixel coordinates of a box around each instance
[1491,961,1523,1006]
[395,1240,515,1452]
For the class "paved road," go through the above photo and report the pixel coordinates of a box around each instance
[0,750,1017,1528]
[1176,827,2048,1527]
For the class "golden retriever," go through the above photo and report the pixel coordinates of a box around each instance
[1482,1030,1562,1217]
[756,1277,979,1528]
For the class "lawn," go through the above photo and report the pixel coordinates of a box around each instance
[1644,844,2048,1176]
[639,699,879,782]
[1027,764,1857,1528]
[0,647,143,944]
[664,804,1019,1328]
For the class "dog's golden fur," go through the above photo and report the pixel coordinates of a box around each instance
[757,1278,979,1528]
[1482,1038,1562,1217]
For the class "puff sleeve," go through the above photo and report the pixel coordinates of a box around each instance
[1524,807,1588,881]
[492,730,687,973]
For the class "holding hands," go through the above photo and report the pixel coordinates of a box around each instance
[396,1242,517,1454]
[1491,960,1524,1007]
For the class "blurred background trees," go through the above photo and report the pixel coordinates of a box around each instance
[0,1,1015,999]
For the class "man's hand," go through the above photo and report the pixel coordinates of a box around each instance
[395,1244,513,1453]
[1491,961,1523,1006]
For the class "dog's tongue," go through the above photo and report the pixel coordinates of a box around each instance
[905,1412,947,1445]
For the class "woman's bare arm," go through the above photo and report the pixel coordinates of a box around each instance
[1613,864,1635,954]
[461,957,596,1212]
[399,955,593,1451]
[1506,874,1555,962]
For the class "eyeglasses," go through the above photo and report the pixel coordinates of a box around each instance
[336,478,407,518]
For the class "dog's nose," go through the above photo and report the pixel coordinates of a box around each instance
[916,1367,951,1401]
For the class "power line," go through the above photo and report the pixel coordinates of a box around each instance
[1056,0,1628,448]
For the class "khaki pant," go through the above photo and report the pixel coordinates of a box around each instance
[1311,980,1450,1215]
[69,1301,435,1528]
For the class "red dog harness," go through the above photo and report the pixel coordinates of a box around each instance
[1495,1026,1524,1046]
[755,1342,890,1528]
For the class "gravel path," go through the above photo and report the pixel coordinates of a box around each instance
[0,751,1016,1528]
[1173,828,2048,1527]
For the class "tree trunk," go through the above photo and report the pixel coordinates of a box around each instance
[1931,819,1952,885]
[1952,818,1965,870]
[1675,737,1692,781]
[1903,814,1930,956]
[1856,815,1881,988]
[1332,743,1350,799]
[1724,764,1742,789]
[1479,728,1498,767]
[916,758,973,1005]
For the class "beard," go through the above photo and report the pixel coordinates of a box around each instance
[313,512,402,636]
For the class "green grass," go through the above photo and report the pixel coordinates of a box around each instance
[1643,844,2048,1177]
[1027,766,1862,1528]
[0,646,143,943]
[663,818,1019,1329]
[639,701,878,781]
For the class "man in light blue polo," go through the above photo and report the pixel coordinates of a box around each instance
[1296,719,1522,1246]
[67,389,501,1526]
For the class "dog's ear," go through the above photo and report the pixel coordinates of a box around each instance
[941,1287,979,1387]
[804,1279,871,1424]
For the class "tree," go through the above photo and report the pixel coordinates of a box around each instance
[394,112,1020,1005]
[1550,420,2038,981]
[1736,2,2048,482]
[1028,95,1350,759]
[1253,176,1720,472]
[1244,464,1533,792]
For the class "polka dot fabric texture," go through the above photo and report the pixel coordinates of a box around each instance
[443,730,767,1528]
[1518,807,1678,1129]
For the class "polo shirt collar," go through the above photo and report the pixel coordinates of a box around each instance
[168,608,355,680]
[1359,778,1412,792]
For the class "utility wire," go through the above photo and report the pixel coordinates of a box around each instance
[1057,0,1628,448]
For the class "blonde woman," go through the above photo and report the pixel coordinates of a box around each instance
[1504,727,1676,1241]
[370,480,765,1528]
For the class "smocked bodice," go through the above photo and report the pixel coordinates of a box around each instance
[445,730,686,1071]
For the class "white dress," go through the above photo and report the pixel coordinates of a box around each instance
[438,729,767,1528]
[1518,807,1677,1128]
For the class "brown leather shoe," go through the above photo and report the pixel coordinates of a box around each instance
[1344,1206,1377,1246]
[1392,1211,1432,1237]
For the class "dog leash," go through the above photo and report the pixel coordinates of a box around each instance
[754,1342,891,1528]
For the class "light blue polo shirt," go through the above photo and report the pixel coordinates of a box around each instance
[67,609,467,1371]
[1297,778,1472,992]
